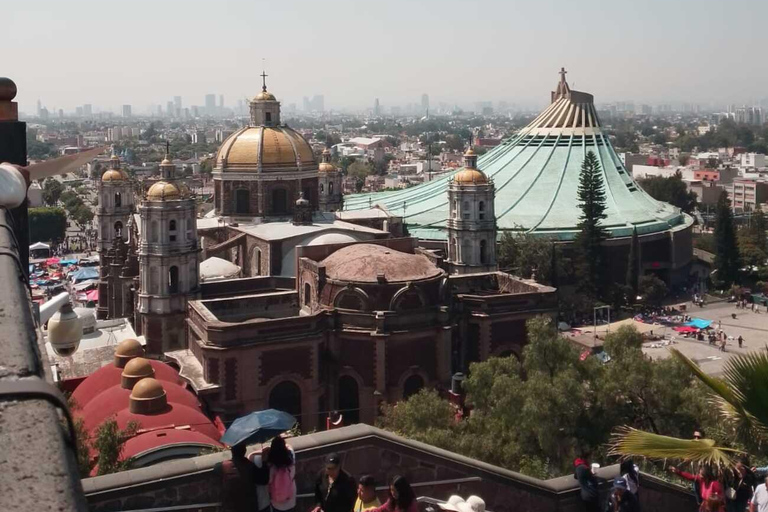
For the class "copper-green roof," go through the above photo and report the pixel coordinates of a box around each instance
[344,75,692,242]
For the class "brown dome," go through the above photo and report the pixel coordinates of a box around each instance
[453,168,488,184]
[116,338,143,356]
[123,357,155,379]
[131,378,166,400]
[147,181,180,201]
[321,244,443,283]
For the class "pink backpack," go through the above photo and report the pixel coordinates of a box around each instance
[270,465,294,503]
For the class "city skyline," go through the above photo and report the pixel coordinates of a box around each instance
[6,0,768,114]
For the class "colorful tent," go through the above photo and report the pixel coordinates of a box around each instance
[685,318,712,329]
[45,257,60,266]
[86,289,99,302]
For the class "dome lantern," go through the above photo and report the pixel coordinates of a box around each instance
[250,70,281,127]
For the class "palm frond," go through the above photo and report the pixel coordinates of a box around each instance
[609,427,739,467]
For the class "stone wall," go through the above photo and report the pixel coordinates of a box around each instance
[84,425,697,512]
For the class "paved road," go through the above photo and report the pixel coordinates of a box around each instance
[641,301,768,376]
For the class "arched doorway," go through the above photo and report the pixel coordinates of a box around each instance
[403,374,424,400]
[338,376,360,424]
[114,221,123,238]
[272,188,287,214]
[235,189,249,215]
[169,266,179,294]
[269,381,302,425]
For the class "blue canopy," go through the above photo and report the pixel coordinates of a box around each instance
[71,267,99,282]
[685,318,712,329]
[220,409,297,447]
[59,259,78,265]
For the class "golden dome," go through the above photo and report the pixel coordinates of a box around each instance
[161,157,173,166]
[319,161,336,173]
[115,338,143,357]
[122,357,155,379]
[101,169,126,182]
[110,154,120,162]
[216,126,316,170]
[454,168,489,184]
[147,181,181,201]
[131,377,166,400]
[464,148,477,157]
[255,90,276,101]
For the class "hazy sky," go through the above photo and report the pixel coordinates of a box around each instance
[4,0,767,114]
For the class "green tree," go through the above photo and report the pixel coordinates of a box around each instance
[497,232,559,286]
[42,179,64,206]
[626,227,640,298]
[347,160,373,180]
[92,419,139,476]
[637,173,698,213]
[70,203,94,231]
[638,274,668,306]
[199,159,213,175]
[29,207,67,243]
[573,151,609,299]
[714,191,741,285]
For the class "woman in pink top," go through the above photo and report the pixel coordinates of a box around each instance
[669,465,723,509]
[370,476,418,512]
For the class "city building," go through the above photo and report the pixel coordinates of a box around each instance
[741,153,766,169]
[205,94,216,115]
[122,105,132,118]
[724,179,768,212]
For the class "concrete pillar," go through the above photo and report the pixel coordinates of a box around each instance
[0,78,28,270]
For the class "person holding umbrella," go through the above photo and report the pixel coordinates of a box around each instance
[313,453,357,512]
[213,443,257,512]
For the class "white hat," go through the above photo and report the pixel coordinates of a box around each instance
[466,496,486,512]
[457,502,474,512]
[438,496,466,512]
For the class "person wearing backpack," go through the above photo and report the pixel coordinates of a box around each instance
[267,436,296,512]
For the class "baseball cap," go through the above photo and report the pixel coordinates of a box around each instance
[325,453,341,466]
[613,477,628,490]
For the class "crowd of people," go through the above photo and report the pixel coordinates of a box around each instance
[575,451,768,512]
[214,439,459,512]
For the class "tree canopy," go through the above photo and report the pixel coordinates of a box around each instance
[714,191,741,285]
[29,207,67,243]
[573,151,609,299]
[637,172,698,213]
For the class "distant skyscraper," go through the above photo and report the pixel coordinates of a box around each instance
[83,104,92,117]
[36,99,42,117]
[167,101,174,117]
[75,106,83,117]
[122,104,132,118]
[205,94,216,115]
[174,96,182,111]
[374,98,380,116]
[421,93,429,113]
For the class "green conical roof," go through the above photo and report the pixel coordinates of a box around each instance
[344,72,692,241]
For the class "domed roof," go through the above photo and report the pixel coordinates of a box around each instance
[147,181,180,201]
[122,357,155,379]
[101,169,128,182]
[215,126,316,170]
[255,90,276,101]
[131,377,166,400]
[319,161,336,173]
[321,244,443,283]
[114,402,221,440]
[307,232,359,246]
[453,168,489,184]
[121,428,222,463]
[115,338,143,357]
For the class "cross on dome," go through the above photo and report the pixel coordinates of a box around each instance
[559,67,567,84]
[260,70,268,92]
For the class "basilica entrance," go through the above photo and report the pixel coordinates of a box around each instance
[269,380,302,425]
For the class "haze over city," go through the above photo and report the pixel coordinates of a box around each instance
[6,0,768,114]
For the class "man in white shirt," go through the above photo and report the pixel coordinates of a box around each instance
[249,451,272,512]
[751,476,768,512]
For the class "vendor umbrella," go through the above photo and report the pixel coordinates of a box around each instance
[86,289,99,302]
[220,409,296,447]
[46,257,60,266]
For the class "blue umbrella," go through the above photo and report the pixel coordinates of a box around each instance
[220,409,297,447]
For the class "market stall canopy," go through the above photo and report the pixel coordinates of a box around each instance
[29,242,50,250]
[70,267,99,282]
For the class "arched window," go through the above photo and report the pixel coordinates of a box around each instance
[480,239,488,264]
[452,199,458,219]
[150,221,158,243]
[235,189,249,214]
[479,201,485,220]
[329,182,334,194]
[304,282,311,306]
[269,381,302,425]
[338,376,360,424]
[392,287,425,311]
[114,221,123,238]
[450,237,457,261]
[169,219,176,231]
[319,183,324,194]
[403,374,424,400]
[169,219,177,242]
[169,266,179,294]
[114,193,122,207]
[335,290,367,310]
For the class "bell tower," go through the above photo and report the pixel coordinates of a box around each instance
[136,148,200,354]
[249,71,281,127]
[446,147,497,274]
[318,148,343,211]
